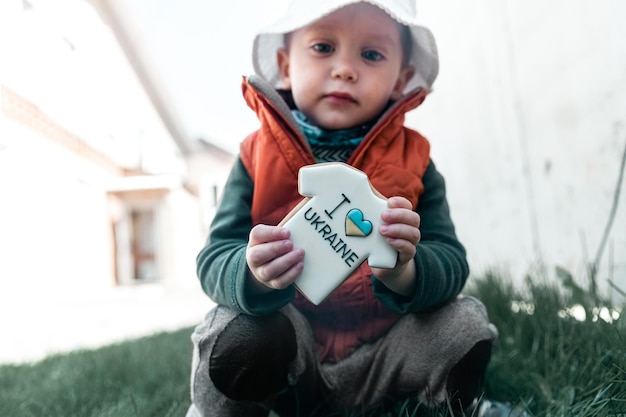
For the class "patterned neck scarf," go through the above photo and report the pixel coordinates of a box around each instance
[292,110,374,163]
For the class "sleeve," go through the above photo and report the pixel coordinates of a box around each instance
[372,160,469,314]
[196,157,296,314]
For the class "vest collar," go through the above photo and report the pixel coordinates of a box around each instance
[243,74,428,138]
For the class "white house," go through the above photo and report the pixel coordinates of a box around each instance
[0,0,233,362]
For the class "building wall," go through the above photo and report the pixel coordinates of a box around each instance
[408,0,626,301]
[0,0,186,177]
[0,105,116,292]
[0,0,210,297]
[163,187,211,288]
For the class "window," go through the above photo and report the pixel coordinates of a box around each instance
[131,209,157,281]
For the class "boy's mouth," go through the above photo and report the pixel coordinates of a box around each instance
[324,92,357,104]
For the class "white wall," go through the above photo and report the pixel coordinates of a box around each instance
[0,119,115,293]
[0,0,201,292]
[0,0,184,176]
[407,0,626,302]
[161,187,206,289]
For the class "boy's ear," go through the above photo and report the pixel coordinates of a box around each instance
[390,65,415,100]
[277,48,292,89]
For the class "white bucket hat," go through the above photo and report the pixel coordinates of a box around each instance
[252,0,439,94]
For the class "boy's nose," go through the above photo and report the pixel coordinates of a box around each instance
[331,58,358,82]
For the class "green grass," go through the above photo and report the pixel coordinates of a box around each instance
[0,271,624,417]
[473,271,626,417]
[0,328,194,417]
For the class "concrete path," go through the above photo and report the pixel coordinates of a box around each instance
[0,283,215,364]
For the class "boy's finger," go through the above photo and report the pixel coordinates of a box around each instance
[247,239,293,268]
[268,259,305,290]
[387,196,412,209]
[256,248,305,285]
[382,208,420,228]
[249,225,290,246]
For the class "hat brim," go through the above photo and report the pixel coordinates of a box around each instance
[252,0,439,93]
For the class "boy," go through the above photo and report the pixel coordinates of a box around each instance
[186,1,526,416]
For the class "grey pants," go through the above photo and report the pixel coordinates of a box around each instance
[187,296,498,417]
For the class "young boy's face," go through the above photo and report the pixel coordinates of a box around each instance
[277,3,414,131]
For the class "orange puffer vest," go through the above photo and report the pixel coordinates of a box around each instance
[240,76,431,363]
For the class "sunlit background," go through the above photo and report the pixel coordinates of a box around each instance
[0,0,624,363]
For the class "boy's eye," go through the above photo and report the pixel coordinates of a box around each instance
[312,43,334,54]
[362,50,384,62]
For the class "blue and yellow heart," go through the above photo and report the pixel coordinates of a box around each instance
[345,209,373,237]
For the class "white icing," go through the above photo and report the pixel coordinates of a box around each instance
[282,163,398,305]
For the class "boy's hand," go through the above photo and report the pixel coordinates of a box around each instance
[370,196,420,297]
[246,225,305,292]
